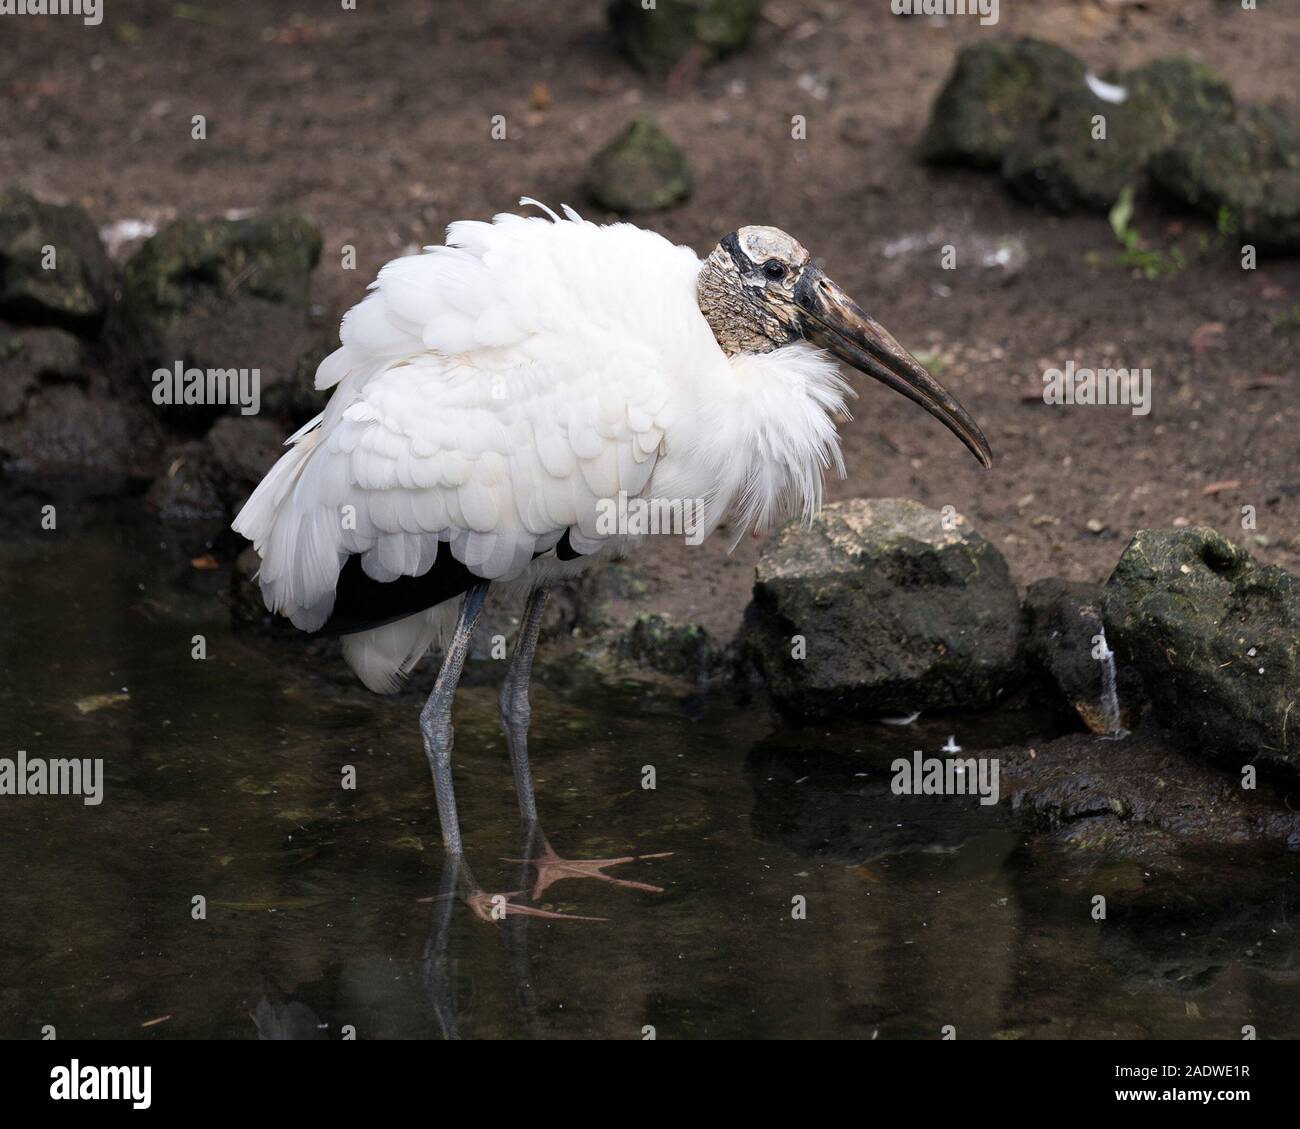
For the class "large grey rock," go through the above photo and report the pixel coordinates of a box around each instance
[922,38,1086,169]
[608,0,763,77]
[1150,103,1300,252]
[0,186,112,332]
[587,119,692,214]
[740,498,1023,720]
[1100,527,1300,773]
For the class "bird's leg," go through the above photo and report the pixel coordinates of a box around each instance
[420,582,489,857]
[422,585,598,923]
[498,585,672,902]
[500,585,549,827]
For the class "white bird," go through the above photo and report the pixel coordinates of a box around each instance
[233,200,990,909]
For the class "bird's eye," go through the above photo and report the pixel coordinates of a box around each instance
[762,259,786,282]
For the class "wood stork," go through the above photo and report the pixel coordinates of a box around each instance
[233,200,991,910]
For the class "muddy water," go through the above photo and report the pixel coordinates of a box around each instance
[2,504,1298,1040]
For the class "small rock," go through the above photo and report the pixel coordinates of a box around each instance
[0,185,112,332]
[740,498,1024,720]
[1100,527,1300,773]
[608,0,763,77]
[587,119,693,214]
[614,612,721,682]
[146,440,227,522]
[205,415,286,498]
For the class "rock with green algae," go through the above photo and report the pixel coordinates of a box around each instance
[117,215,323,425]
[1100,527,1300,773]
[123,215,321,316]
[923,43,1249,216]
[614,613,722,682]
[608,0,763,77]
[1149,103,1300,251]
[1001,58,1235,213]
[587,119,693,213]
[739,498,1023,720]
[922,37,1087,169]
[0,186,112,331]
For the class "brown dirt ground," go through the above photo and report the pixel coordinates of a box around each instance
[3,0,1298,643]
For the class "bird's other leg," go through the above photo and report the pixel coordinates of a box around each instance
[423,585,598,924]
[500,585,549,827]
[421,582,489,857]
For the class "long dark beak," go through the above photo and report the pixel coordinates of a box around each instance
[794,268,993,468]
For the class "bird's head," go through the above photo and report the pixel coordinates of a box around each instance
[698,225,992,468]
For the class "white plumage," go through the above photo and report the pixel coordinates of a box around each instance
[233,201,850,693]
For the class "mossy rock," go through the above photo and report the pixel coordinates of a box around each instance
[614,612,721,681]
[587,119,692,213]
[739,498,1024,720]
[1150,103,1300,251]
[0,186,112,332]
[123,215,321,319]
[922,37,1087,169]
[1002,58,1234,213]
[608,0,763,76]
[1100,527,1300,774]
[118,215,323,430]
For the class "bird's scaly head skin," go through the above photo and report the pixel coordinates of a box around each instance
[698,225,993,468]
[698,226,810,356]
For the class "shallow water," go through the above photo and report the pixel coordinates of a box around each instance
[2,504,1298,1040]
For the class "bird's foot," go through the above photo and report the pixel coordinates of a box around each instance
[440,858,604,923]
[462,886,605,924]
[503,839,673,900]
